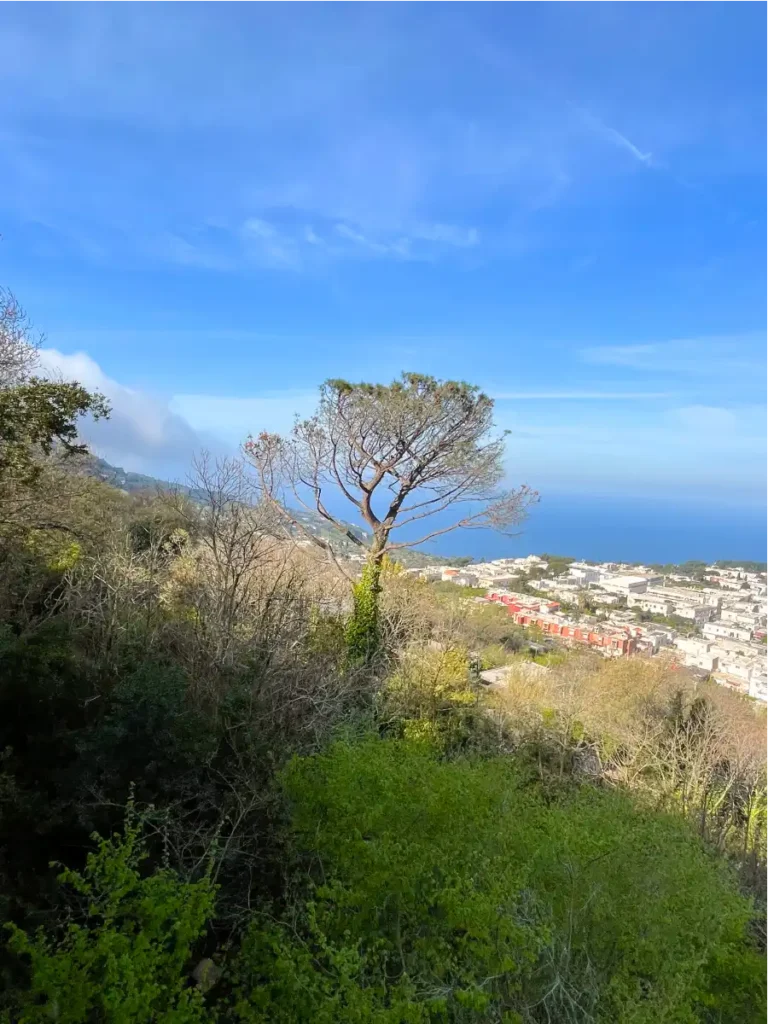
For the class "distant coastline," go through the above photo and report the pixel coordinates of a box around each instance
[81,457,766,568]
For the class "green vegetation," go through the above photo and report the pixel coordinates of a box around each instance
[345,560,382,661]
[430,580,488,598]
[5,807,216,1024]
[1,294,765,1022]
[539,553,575,576]
[224,738,763,1023]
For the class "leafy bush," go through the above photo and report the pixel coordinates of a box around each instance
[226,738,764,1023]
[379,647,478,744]
[4,810,216,1024]
[75,662,216,813]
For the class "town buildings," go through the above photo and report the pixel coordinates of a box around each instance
[407,556,767,702]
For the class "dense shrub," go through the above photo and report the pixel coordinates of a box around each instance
[4,811,216,1023]
[224,738,765,1023]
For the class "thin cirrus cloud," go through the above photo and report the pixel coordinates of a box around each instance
[493,391,674,401]
[502,402,766,499]
[147,217,481,273]
[580,334,765,374]
[576,108,653,165]
[0,6,682,274]
[169,392,318,445]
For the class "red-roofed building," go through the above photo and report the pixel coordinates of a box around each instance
[498,604,637,657]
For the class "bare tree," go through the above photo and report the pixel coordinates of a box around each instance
[161,453,314,676]
[246,373,536,566]
[245,373,537,656]
[0,292,45,391]
[0,288,40,389]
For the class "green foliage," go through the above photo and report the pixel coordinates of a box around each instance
[479,642,510,669]
[226,739,541,1022]
[380,647,477,743]
[4,809,216,1024]
[0,378,109,484]
[530,649,569,667]
[75,663,216,813]
[306,608,348,661]
[226,738,764,1023]
[430,581,488,598]
[541,554,575,577]
[345,560,382,662]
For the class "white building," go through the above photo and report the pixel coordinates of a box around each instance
[749,671,768,702]
[449,573,480,587]
[480,574,520,589]
[599,574,654,596]
[720,606,762,629]
[670,601,714,625]
[703,621,752,643]
[673,637,719,673]
[627,593,674,616]
[664,585,720,606]
[568,562,601,585]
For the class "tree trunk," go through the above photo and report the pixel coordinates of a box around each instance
[344,552,383,663]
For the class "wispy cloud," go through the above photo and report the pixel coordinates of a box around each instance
[675,405,740,432]
[581,334,765,373]
[581,344,664,368]
[0,7,659,275]
[410,223,480,248]
[334,223,411,259]
[493,390,674,400]
[241,218,302,270]
[578,108,652,165]
[152,215,483,272]
[499,402,766,499]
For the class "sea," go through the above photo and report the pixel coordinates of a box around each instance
[399,492,767,566]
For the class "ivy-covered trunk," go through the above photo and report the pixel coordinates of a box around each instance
[345,556,383,662]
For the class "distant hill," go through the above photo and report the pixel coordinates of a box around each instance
[81,456,179,494]
[76,455,451,567]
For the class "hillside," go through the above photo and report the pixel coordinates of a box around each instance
[77,455,454,567]
[1,371,765,1022]
[1,455,765,1020]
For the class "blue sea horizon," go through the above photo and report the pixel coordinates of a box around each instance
[406,492,767,566]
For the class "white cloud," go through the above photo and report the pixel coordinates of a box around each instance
[581,344,660,368]
[240,218,302,270]
[37,348,222,477]
[38,347,327,473]
[497,402,766,499]
[334,223,412,259]
[2,6,677,278]
[409,223,480,247]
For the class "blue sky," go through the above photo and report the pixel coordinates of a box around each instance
[1,2,765,506]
